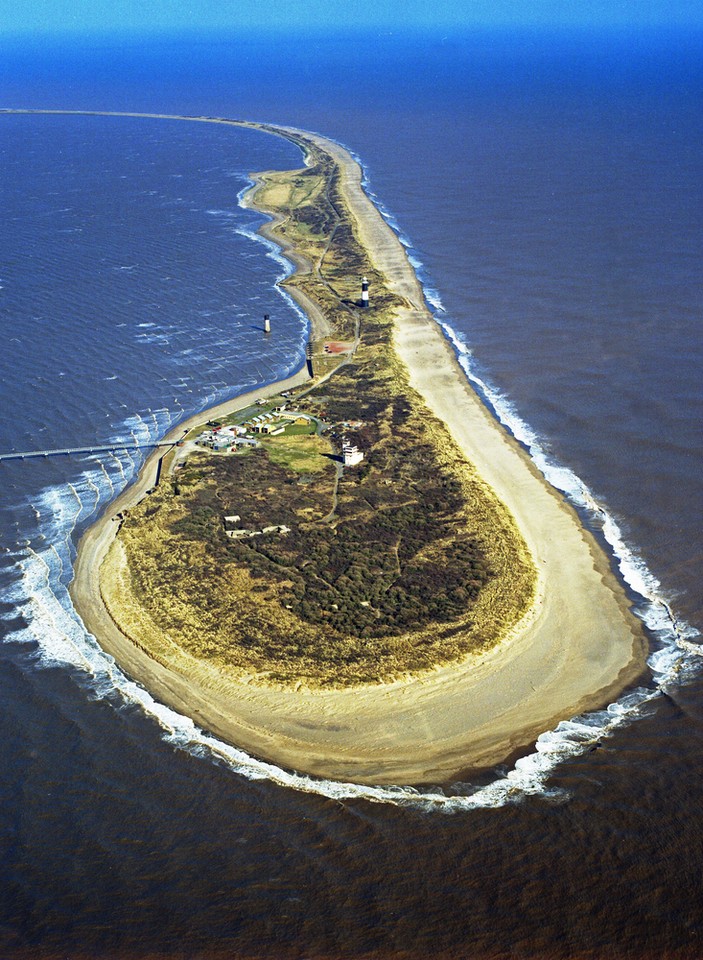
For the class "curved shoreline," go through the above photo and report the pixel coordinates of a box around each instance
[8,110,647,784]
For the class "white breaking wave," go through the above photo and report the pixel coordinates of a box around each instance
[437,318,700,674]
[343,138,448,319]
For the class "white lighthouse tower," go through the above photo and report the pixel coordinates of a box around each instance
[360,276,369,308]
[263,313,271,334]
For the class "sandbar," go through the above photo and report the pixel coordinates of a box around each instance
[61,114,647,785]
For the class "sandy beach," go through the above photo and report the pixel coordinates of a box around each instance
[70,116,647,786]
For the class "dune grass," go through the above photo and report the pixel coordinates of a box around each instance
[105,132,537,688]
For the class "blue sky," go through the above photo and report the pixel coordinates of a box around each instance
[2,0,702,36]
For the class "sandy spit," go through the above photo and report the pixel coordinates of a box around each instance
[70,117,647,787]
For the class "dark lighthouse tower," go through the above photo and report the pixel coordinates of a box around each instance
[360,276,369,308]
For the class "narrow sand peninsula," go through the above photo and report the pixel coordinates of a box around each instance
[67,116,646,786]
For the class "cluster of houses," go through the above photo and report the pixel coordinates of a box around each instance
[195,402,365,470]
[195,423,257,453]
[195,405,314,453]
[248,407,314,435]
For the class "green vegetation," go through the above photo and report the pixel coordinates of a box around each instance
[110,131,536,687]
[261,432,330,473]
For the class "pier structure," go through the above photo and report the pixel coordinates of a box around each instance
[0,441,176,463]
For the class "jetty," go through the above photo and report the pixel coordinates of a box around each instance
[0,442,176,463]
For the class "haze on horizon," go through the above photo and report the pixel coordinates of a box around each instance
[1,0,701,37]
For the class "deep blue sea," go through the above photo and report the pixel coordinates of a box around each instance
[0,27,701,959]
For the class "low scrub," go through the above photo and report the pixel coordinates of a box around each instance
[110,133,536,688]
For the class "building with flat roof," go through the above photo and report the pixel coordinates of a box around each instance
[342,440,364,466]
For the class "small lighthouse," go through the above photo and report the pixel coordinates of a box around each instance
[263,314,271,334]
[360,276,369,309]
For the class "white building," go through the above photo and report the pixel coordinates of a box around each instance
[342,440,364,466]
